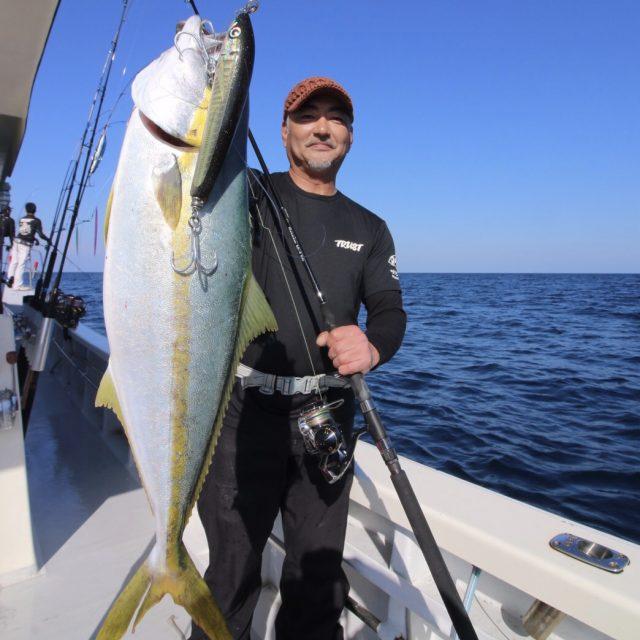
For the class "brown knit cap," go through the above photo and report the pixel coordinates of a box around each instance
[283,77,354,123]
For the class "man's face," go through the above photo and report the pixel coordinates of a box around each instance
[282,93,353,177]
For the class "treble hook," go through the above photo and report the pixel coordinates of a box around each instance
[174,30,207,62]
[171,200,218,279]
[200,19,215,35]
[174,28,221,80]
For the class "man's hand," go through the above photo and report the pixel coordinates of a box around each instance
[316,325,380,376]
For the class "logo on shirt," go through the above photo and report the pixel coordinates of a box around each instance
[18,218,36,241]
[19,220,32,234]
[335,239,364,252]
[388,254,399,280]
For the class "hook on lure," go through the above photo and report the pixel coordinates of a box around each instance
[171,198,218,279]
[173,24,223,80]
[172,2,256,284]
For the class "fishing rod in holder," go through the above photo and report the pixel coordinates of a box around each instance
[20,0,130,433]
[248,129,480,640]
[37,160,74,299]
[39,0,131,309]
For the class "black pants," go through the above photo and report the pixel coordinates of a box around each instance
[190,383,355,640]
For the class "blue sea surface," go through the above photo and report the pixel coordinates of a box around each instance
[60,272,640,544]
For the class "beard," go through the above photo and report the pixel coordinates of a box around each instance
[307,159,333,170]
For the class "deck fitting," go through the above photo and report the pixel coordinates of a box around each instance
[550,533,630,573]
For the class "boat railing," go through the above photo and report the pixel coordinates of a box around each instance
[1,248,44,290]
[47,321,640,640]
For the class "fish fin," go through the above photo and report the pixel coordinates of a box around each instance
[95,363,125,426]
[97,543,229,640]
[236,270,278,352]
[131,543,229,640]
[96,364,157,511]
[188,272,277,516]
[152,154,182,229]
[95,559,151,640]
[104,185,114,242]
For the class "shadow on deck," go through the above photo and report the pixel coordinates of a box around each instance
[25,371,140,568]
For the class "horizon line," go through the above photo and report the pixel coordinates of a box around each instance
[59,270,640,276]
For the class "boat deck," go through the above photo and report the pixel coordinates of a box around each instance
[0,371,203,639]
[1,321,638,640]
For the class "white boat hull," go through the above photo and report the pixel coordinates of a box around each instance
[0,321,637,639]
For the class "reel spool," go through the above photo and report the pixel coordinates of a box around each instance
[298,398,366,484]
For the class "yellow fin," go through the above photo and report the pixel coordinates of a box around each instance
[152,154,182,230]
[236,271,278,358]
[188,272,277,517]
[96,559,150,640]
[104,185,114,242]
[97,543,230,640]
[96,364,156,511]
[95,363,125,427]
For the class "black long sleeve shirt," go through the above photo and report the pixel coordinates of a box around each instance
[0,215,15,242]
[16,215,47,244]
[242,171,406,377]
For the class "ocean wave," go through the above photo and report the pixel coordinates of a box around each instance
[461,362,502,373]
[69,272,640,544]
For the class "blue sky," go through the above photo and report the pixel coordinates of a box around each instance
[8,0,640,273]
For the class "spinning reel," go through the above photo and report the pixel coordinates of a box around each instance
[52,290,87,329]
[298,398,366,484]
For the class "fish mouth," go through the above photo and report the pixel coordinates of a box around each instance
[139,111,197,151]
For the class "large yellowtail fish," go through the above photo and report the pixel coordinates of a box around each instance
[96,11,275,639]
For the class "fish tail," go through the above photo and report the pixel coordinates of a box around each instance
[97,542,230,640]
[95,558,152,639]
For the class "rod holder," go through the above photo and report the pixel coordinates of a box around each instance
[522,600,566,640]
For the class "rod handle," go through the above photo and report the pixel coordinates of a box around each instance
[320,305,336,331]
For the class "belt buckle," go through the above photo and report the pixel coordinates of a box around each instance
[281,377,295,395]
[259,373,275,395]
[303,376,320,395]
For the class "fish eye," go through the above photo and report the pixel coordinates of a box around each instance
[229,25,242,38]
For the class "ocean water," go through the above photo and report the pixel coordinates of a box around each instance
[60,272,640,544]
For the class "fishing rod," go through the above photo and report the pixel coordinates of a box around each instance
[37,160,74,298]
[248,131,480,640]
[21,0,131,432]
[186,0,201,16]
[38,146,82,301]
[179,0,477,636]
[39,0,131,305]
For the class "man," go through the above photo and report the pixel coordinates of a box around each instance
[7,202,49,289]
[0,205,15,250]
[0,205,15,246]
[191,77,406,640]
[0,205,15,285]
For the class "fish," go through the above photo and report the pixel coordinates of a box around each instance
[95,12,275,640]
